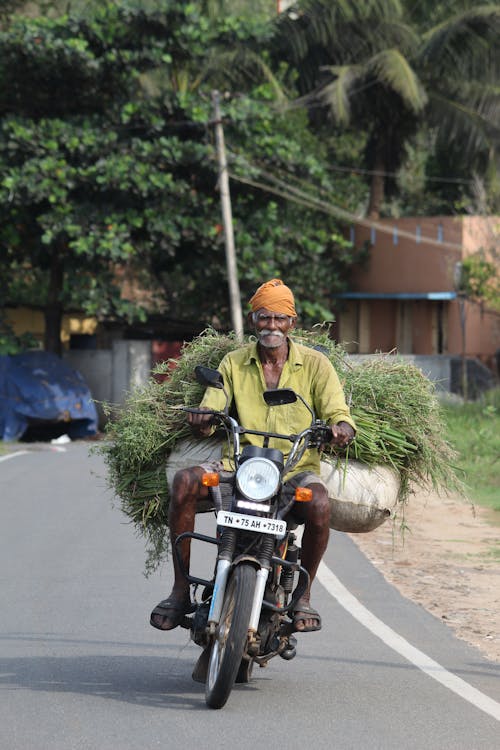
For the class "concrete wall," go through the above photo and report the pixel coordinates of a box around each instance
[64,340,152,426]
[347,353,453,391]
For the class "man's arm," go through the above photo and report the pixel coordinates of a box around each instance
[312,355,356,445]
[189,354,233,437]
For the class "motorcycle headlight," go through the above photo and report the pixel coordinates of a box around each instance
[236,457,280,502]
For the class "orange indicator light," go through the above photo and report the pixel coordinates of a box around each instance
[201,472,220,487]
[294,487,313,502]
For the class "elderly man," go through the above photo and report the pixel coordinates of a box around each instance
[151,279,355,633]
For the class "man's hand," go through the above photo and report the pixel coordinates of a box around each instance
[187,407,214,437]
[330,421,355,448]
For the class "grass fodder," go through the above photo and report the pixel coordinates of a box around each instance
[99,327,463,572]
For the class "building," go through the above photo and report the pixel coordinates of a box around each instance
[333,216,499,375]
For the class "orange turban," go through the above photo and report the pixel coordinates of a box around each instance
[249,278,296,317]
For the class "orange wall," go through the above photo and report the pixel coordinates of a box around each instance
[412,301,435,354]
[448,300,500,361]
[350,216,463,294]
[369,301,396,351]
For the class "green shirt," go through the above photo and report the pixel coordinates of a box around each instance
[200,338,356,479]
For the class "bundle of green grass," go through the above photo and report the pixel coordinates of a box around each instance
[99,327,462,574]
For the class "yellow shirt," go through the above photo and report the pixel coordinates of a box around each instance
[199,338,356,479]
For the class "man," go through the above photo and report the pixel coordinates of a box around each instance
[151,278,355,633]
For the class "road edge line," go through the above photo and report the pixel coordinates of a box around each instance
[318,560,500,722]
[0,451,30,462]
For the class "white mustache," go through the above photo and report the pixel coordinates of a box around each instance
[257,329,285,347]
[259,329,285,339]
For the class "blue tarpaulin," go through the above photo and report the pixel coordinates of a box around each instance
[0,351,98,441]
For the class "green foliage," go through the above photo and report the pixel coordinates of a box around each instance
[0,312,39,355]
[460,251,500,309]
[0,1,365,347]
[443,389,500,511]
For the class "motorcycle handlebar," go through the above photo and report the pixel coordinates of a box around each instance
[182,406,332,448]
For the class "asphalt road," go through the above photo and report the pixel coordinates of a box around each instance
[1,443,499,750]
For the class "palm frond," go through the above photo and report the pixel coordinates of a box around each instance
[421,7,500,71]
[427,91,493,153]
[318,65,362,124]
[202,47,288,102]
[368,48,427,112]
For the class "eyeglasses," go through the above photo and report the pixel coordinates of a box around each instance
[253,313,291,325]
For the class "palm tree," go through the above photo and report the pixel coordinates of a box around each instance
[274,0,500,218]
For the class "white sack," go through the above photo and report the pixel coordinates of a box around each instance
[320,459,399,533]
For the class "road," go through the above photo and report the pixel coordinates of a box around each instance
[0,443,499,749]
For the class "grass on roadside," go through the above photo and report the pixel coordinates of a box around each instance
[442,388,500,512]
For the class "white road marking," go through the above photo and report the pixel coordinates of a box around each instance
[0,451,30,462]
[318,561,500,722]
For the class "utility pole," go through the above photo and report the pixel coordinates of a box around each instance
[212,90,244,340]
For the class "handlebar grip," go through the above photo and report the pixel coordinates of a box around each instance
[182,407,218,415]
[317,426,333,439]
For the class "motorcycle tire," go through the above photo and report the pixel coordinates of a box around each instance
[205,563,256,709]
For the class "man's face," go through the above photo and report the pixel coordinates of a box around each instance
[250,307,296,349]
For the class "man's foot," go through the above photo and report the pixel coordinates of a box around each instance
[292,598,322,632]
[150,594,193,631]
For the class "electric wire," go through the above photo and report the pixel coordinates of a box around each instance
[227,166,469,252]
[217,145,478,252]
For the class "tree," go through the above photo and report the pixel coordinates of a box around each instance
[0,1,365,352]
[455,246,500,399]
[273,0,500,218]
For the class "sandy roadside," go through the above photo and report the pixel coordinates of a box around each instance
[349,489,500,663]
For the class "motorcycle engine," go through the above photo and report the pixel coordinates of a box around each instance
[191,600,211,647]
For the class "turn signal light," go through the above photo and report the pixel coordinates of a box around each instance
[201,472,220,487]
[294,487,312,502]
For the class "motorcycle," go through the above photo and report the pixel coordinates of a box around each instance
[176,365,333,709]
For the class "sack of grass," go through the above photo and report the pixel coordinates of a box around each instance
[98,327,462,573]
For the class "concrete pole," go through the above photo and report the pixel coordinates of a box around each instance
[212,90,244,340]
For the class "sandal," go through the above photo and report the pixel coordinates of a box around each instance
[292,604,322,633]
[150,597,194,631]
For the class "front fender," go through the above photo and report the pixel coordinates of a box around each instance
[231,554,262,570]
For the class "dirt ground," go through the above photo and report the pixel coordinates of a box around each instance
[349,488,500,663]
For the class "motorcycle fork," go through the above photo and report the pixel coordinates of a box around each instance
[247,535,275,636]
[207,527,237,632]
[248,567,270,633]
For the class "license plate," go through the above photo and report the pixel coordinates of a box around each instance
[216,511,287,538]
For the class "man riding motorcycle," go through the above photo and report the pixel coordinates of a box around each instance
[150,278,356,634]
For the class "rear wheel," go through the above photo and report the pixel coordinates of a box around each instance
[205,563,256,709]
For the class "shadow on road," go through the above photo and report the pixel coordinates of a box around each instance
[0,652,217,710]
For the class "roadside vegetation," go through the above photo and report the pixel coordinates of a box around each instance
[442,388,500,512]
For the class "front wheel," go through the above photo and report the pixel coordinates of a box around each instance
[205,563,256,709]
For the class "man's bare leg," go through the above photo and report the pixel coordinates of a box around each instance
[150,467,208,630]
[292,484,330,631]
